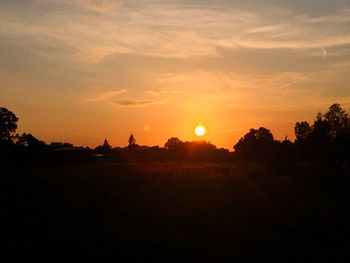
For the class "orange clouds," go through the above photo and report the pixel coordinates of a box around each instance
[84,89,127,102]
[80,0,120,12]
[2,2,350,62]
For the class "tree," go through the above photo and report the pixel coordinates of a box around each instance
[293,103,350,161]
[102,138,111,150]
[234,127,274,150]
[254,127,274,142]
[323,103,349,140]
[233,127,275,161]
[128,133,136,147]
[93,138,112,154]
[164,137,183,151]
[0,107,19,145]
[302,104,350,143]
[16,133,47,150]
[295,121,312,141]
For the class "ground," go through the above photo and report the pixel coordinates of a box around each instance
[2,161,349,262]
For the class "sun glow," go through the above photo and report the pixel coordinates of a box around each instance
[195,124,206,137]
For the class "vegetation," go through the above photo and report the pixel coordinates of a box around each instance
[0,107,18,146]
[128,133,136,147]
[1,103,350,164]
[2,103,350,261]
[3,160,349,261]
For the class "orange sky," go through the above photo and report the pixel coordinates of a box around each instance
[1,0,350,149]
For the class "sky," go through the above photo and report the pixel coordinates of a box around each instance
[1,0,350,149]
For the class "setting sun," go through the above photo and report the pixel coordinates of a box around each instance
[195,124,206,137]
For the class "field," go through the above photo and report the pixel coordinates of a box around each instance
[2,161,350,262]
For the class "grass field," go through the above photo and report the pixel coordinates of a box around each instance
[2,161,349,262]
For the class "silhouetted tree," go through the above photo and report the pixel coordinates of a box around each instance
[184,141,218,161]
[163,137,229,161]
[0,107,18,145]
[164,137,183,151]
[128,133,136,147]
[233,127,276,161]
[234,127,274,147]
[294,103,350,161]
[16,133,47,150]
[94,138,112,154]
[310,112,331,144]
[255,127,274,142]
[323,103,349,140]
[295,104,350,144]
[295,121,312,141]
[102,138,111,150]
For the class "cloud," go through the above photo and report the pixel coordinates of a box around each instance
[168,70,320,112]
[146,88,180,96]
[276,74,312,89]
[2,1,350,62]
[156,74,186,82]
[319,47,328,59]
[146,89,163,96]
[84,89,126,102]
[80,0,120,12]
[114,99,166,107]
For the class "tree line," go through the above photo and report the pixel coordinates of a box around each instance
[1,103,350,163]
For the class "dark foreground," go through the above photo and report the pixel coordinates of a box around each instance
[2,162,350,262]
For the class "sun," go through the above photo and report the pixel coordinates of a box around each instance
[195,124,206,137]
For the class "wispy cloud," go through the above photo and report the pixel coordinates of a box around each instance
[220,127,245,134]
[80,0,120,12]
[146,89,180,96]
[319,47,328,59]
[156,74,186,82]
[276,74,312,89]
[114,99,166,107]
[84,89,126,102]
[2,1,350,62]
[146,89,163,96]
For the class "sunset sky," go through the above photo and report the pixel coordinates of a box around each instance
[1,0,350,149]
